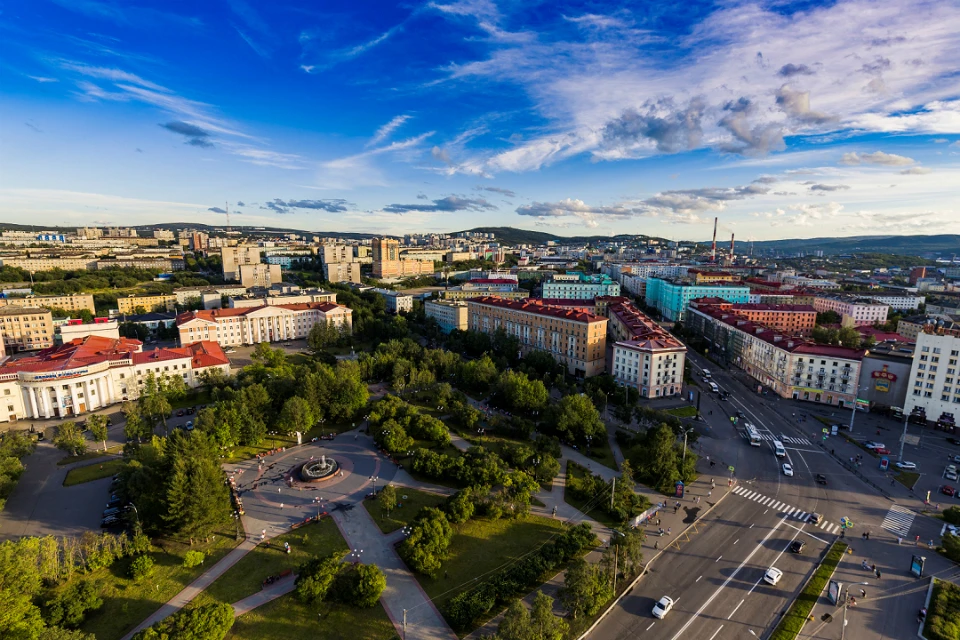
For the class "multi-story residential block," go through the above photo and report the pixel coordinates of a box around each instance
[176,302,353,347]
[0,307,54,352]
[813,294,889,327]
[238,263,282,288]
[441,287,530,301]
[604,301,686,398]
[903,326,960,424]
[0,336,230,422]
[320,244,355,265]
[425,299,468,333]
[174,285,248,306]
[0,294,96,315]
[97,257,185,271]
[686,303,864,407]
[227,290,337,308]
[541,272,621,300]
[0,257,98,271]
[121,312,178,336]
[867,293,925,311]
[645,277,751,321]
[324,261,362,284]
[153,230,175,241]
[689,298,817,334]
[371,238,433,279]
[221,246,262,281]
[187,231,209,252]
[466,296,607,377]
[687,269,738,284]
[371,289,413,314]
[621,273,647,297]
[60,320,120,342]
[117,295,177,315]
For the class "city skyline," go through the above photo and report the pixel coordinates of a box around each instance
[2,0,959,240]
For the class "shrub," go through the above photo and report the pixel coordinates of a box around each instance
[331,564,387,608]
[45,581,103,628]
[943,506,960,526]
[132,603,234,640]
[182,550,205,568]
[295,553,344,604]
[128,555,155,581]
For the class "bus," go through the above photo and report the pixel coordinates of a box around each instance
[746,424,763,446]
[773,440,786,457]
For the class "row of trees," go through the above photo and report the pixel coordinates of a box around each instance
[619,424,699,493]
[566,460,650,525]
[132,603,234,640]
[0,430,35,511]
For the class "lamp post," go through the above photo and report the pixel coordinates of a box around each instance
[682,427,694,466]
[370,475,379,496]
[848,385,869,433]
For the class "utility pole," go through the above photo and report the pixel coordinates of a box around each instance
[682,428,690,466]
[898,414,909,462]
[613,543,619,593]
[402,609,407,639]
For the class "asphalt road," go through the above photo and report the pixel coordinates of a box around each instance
[591,352,946,640]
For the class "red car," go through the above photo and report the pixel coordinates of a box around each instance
[875,448,891,455]
[942,485,956,497]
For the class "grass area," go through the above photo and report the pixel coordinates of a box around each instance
[582,435,618,472]
[924,578,960,640]
[362,487,450,534]
[56,445,123,466]
[768,541,847,640]
[79,531,241,640]
[894,470,921,489]
[226,592,397,640]
[201,518,348,606]
[664,406,699,418]
[63,458,126,486]
[562,461,620,529]
[417,515,565,617]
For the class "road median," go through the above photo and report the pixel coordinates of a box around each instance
[767,540,847,640]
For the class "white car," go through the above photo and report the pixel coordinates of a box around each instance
[782,463,794,477]
[652,596,675,619]
[947,465,958,475]
[946,471,959,482]
[763,567,784,586]
[895,461,917,470]
[863,441,886,450]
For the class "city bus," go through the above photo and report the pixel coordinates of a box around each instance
[746,424,763,446]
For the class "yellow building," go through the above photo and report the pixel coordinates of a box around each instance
[440,288,530,301]
[0,307,54,352]
[0,257,98,271]
[466,296,607,377]
[425,299,469,333]
[371,238,433,279]
[117,295,177,314]
[0,294,96,315]
[689,269,738,284]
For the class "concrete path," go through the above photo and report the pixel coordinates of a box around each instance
[230,573,296,617]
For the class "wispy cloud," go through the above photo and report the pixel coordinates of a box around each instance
[369,115,412,146]
[384,196,496,213]
[50,0,202,29]
[839,151,915,166]
[263,199,351,214]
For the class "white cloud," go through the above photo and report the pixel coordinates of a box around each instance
[840,151,916,166]
[369,115,412,146]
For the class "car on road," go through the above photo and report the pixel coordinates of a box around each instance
[816,474,828,485]
[652,596,674,619]
[895,461,917,470]
[176,409,185,417]
[782,463,794,477]
[186,407,195,415]
[790,540,806,554]
[736,410,746,419]
[864,442,886,450]
[808,513,823,525]
[185,421,194,431]
[942,485,956,497]
[874,448,891,455]
[763,567,784,586]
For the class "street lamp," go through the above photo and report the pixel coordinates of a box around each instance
[681,426,695,466]
[847,385,869,433]
[370,475,379,496]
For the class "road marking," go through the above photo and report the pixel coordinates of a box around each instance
[763,510,768,515]
[669,518,785,640]
[797,511,807,520]
[716,555,723,562]
[708,625,724,640]
[734,539,739,544]
[749,524,755,528]
[647,622,656,631]
[728,598,745,620]
[696,575,703,582]
[880,505,916,538]
[782,520,829,543]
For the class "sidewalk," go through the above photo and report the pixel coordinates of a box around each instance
[230,573,296,617]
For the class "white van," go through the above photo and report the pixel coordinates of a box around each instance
[709,382,720,394]
[702,369,712,379]
[773,440,786,457]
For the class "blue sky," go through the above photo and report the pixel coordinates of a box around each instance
[2,0,959,240]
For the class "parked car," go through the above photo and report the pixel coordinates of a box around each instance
[782,463,794,477]
[895,461,917,470]
[946,464,958,475]
[186,421,194,431]
[863,441,885,450]
[177,409,185,417]
[874,448,891,455]
[946,471,959,482]
[186,407,195,415]
[942,485,956,497]
[652,596,675,619]
[951,454,960,463]
[816,474,828,485]
[790,540,806,554]
[763,567,783,586]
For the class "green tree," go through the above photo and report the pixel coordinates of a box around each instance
[495,370,548,414]
[632,424,680,493]
[559,558,613,619]
[334,564,387,608]
[38,628,96,640]
[53,422,87,457]
[277,396,315,436]
[44,580,103,628]
[138,373,172,432]
[552,394,605,445]
[132,603,234,640]
[377,485,397,519]
[496,599,533,640]
[308,321,341,351]
[530,590,568,640]
[444,488,477,524]
[163,437,232,543]
[128,555,154,581]
[399,507,453,577]
[837,326,862,349]
[182,551,205,568]
[816,310,842,325]
[295,553,345,604]
[122,402,152,444]
[87,415,108,453]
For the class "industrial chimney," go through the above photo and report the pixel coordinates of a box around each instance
[711,217,718,262]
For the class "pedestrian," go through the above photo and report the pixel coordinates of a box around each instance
[654,541,659,550]
[860,588,866,598]
[916,535,921,545]
[897,536,902,545]
[667,527,672,535]
[708,491,712,498]
[875,568,881,579]
[261,529,266,540]
[280,503,284,509]
[865,531,870,540]
[657,518,661,526]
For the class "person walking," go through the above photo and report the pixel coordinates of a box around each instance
[860,588,866,599]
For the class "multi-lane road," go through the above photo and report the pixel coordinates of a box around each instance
[591,352,946,640]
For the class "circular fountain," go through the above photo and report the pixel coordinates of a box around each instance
[299,454,340,483]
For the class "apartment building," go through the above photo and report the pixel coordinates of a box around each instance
[689,298,817,334]
[97,257,185,271]
[177,302,353,347]
[0,336,230,423]
[239,263,282,288]
[371,289,413,314]
[688,269,738,284]
[221,246,262,281]
[59,320,121,342]
[0,294,96,315]
[813,294,889,327]
[0,257,98,271]
[227,290,337,308]
[371,238,433,279]
[0,307,55,352]
[686,303,864,407]
[466,296,607,377]
[867,293,925,311]
[425,300,468,333]
[324,261,362,284]
[117,295,177,315]
[174,284,248,306]
[541,272,621,300]
[903,327,960,423]
[604,301,686,398]
[645,277,751,322]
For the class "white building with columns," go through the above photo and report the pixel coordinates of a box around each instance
[176,302,353,347]
[0,336,230,424]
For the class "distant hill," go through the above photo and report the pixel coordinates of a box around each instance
[459,226,664,246]
[740,234,960,258]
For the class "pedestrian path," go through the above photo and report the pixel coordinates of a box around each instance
[754,433,813,446]
[731,485,841,534]
[880,504,916,538]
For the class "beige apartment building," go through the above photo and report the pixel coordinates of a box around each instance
[324,261,361,284]
[0,257,98,271]
[117,295,177,314]
[466,296,607,377]
[604,301,687,399]
[221,246,262,281]
[239,263,282,288]
[177,302,353,347]
[371,238,433,279]
[0,307,55,352]
[0,294,96,315]
[425,299,468,333]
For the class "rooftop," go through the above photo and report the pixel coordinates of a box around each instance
[467,296,606,324]
[0,306,50,316]
[608,301,686,351]
[177,301,346,324]
[0,335,143,374]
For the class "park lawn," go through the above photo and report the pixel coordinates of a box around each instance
[767,541,847,640]
[664,406,698,418]
[894,470,921,490]
[56,445,124,466]
[418,514,565,615]
[924,579,960,640]
[202,518,349,606]
[79,530,241,640]
[583,436,618,472]
[363,487,450,534]
[226,592,397,640]
[562,461,620,529]
[63,458,126,486]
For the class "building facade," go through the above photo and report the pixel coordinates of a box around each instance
[0,337,230,423]
[903,328,960,424]
[176,302,353,347]
[867,293,925,311]
[813,294,889,326]
[604,301,686,398]
[858,341,914,412]
[117,295,177,314]
[425,300,468,333]
[645,277,751,321]
[689,298,817,334]
[0,257,99,271]
[221,246,262,281]
[541,272,621,300]
[324,261,362,284]
[239,263,282,288]
[0,294,96,315]
[466,297,608,377]
[0,307,55,352]
[371,238,433,279]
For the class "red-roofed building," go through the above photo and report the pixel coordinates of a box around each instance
[176,301,353,347]
[0,336,230,422]
[466,297,608,377]
[690,298,817,334]
[602,301,686,398]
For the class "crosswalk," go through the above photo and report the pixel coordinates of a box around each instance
[732,485,842,534]
[880,504,916,538]
[754,433,813,446]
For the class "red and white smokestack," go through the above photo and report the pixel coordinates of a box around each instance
[711,217,718,262]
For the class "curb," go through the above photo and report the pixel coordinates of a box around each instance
[918,576,935,639]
